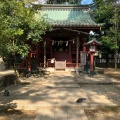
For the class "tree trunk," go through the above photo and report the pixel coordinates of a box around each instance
[12,39,21,84]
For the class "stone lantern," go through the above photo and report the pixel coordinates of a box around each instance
[86,38,102,76]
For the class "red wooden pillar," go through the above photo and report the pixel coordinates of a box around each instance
[38,44,40,66]
[36,45,39,67]
[90,53,94,75]
[50,41,53,58]
[39,42,42,64]
[69,41,72,62]
[28,52,32,71]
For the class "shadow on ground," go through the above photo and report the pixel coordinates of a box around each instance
[0,71,120,119]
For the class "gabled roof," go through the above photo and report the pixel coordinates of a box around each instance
[35,5,104,27]
[86,38,102,46]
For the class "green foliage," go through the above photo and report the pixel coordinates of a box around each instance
[94,0,120,68]
[94,0,120,50]
[27,16,51,43]
[0,0,51,59]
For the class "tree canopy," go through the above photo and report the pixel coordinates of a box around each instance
[94,0,120,48]
[0,0,51,59]
[93,0,120,68]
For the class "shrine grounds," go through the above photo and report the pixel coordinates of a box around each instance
[0,68,120,120]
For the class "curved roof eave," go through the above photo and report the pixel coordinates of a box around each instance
[36,5,104,27]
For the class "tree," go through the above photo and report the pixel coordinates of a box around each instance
[93,0,120,69]
[0,0,51,71]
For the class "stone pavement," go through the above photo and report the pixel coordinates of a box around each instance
[0,72,120,120]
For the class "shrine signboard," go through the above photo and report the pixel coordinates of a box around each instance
[55,60,66,70]
[80,51,86,65]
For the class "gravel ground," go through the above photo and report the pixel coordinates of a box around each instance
[73,72,120,105]
[0,110,36,120]
[84,106,120,120]
[78,68,120,120]
[1,68,120,120]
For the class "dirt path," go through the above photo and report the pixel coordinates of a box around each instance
[85,106,120,120]
[0,68,120,120]
[104,68,120,81]
[0,109,36,120]
[83,68,120,120]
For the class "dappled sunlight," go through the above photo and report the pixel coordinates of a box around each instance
[104,68,120,81]
[80,84,120,106]
[1,71,120,119]
[0,73,85,107]
[35,106,87,120]
[73,71,120,106]
[0,108,36,120]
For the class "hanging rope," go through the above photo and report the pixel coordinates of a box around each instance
[45,37,77,43]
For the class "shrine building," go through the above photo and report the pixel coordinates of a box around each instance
[19,3,103,72]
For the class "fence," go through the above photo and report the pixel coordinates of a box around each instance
[96,58,120,68]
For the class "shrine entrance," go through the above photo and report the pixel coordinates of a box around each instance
[52,37,69,61]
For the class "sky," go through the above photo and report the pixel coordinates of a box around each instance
[81,0,120,4]
[116,0,120,3]
[81,0,93,5]
[32,0,94,5]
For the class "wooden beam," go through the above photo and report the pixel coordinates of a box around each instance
[63,28,90,35]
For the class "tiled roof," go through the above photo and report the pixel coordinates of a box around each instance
[35,5,104,27]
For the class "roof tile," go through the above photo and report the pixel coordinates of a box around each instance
[37,7,103,27]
